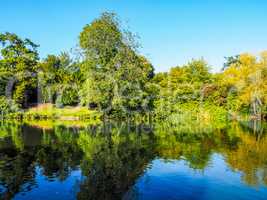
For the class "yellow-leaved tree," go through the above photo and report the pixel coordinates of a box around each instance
[221,52,267,117]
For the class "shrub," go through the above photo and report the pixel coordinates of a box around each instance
[0,96,19,114]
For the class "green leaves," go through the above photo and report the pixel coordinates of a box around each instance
[79,12,122,65]
[0,96,19,114]
[79,12,155,117]
[0,32,39,106]
[39,52,81,106]
[1,13,266,121]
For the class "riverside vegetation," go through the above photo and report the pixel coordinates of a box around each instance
[0,12,266,124]
[1,11,267,200]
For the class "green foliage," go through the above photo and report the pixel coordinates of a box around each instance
[39,52,81,106]
[154,58,214,122]
[0,96,9,113]
[79,12,155,118]
[0,96,19,114]
[154,52,267,122]
[0,13,266,121]
[0,32,39,106]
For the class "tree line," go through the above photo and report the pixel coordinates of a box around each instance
[0,12,266,120]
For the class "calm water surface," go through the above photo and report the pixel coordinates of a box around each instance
[0,121,266,200]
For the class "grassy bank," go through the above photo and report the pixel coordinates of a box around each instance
[1,104,101,122]
[24,104,101,120]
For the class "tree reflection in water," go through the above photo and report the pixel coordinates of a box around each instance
[0,121,266,199]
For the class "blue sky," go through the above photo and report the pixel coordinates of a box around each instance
[1,0,267,72]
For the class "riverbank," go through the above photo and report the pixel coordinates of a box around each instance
[1,103,101,122]
[1,103,265,126]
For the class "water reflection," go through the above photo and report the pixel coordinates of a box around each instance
[0,121,266,199]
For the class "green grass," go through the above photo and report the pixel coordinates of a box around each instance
[24,103,101,121]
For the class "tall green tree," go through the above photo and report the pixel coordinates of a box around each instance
[79,12,155,118]
[0,32,39,107]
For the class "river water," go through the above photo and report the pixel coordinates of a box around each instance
[0,121,266,200]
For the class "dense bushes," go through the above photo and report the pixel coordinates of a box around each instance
[153,54,267,122]
[0,96,19,113]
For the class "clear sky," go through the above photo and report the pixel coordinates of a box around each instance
[1,0,267,72]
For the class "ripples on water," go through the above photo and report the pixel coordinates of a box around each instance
[0,121,266,200]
